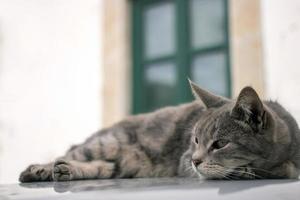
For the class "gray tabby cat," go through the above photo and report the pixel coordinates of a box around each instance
[19,81,300,182]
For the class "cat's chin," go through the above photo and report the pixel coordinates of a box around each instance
[199,165,258,180]
[194,171,227,180]
[200,174,225,180]
[191,163,256,180]
[191,163,230,180]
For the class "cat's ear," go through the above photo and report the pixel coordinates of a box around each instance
[231,86,266,132]
[188,79,229,108]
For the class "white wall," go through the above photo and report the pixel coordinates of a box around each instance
[0,0,103,183]
[261,0,300,123]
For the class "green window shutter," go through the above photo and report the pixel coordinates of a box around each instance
[131,0,231,114]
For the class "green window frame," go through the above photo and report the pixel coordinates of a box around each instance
[131,0,231,114]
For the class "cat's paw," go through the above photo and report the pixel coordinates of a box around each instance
[53,159,73,181]
[19,164,52,182]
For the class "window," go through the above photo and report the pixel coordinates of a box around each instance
[132,0,231,114]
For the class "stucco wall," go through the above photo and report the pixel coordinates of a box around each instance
[261,0,300,123]
[0,0,103,183]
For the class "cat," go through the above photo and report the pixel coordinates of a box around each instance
[19,80,300,182]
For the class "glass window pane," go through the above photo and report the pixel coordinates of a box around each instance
[144,2,175,59]
[144,62,177,111]
[190,0,225,49]
[191,52,229,97]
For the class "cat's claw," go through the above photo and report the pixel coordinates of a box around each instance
[53,159,73,181]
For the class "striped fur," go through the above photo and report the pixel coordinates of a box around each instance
[19,102,204,182]
[19,84,300,182]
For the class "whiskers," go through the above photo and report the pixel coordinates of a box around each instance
[191,164,235,180]
[192,164,269,180]
[208,168,234,180]
[183,162,198,177]
[235,166,270,174]
[186,160,272,180]
[224,165,278,180]
[227,167,263,179]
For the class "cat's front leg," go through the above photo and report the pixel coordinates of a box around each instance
[52,158,115,181]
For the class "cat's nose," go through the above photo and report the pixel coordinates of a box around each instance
[192,159,202,167]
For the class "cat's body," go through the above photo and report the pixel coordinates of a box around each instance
[20,102,203,182]
[19,82,300,182]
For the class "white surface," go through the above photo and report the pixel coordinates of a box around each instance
[1,178,299,200]
[261,0,300,123]
[0,0,103,183]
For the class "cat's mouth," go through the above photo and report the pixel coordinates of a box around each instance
[192,162,257,180]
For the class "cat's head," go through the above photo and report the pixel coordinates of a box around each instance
[188,80,287,179]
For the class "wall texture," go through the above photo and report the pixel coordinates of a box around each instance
[0,0,103,183]
[261,0,300,123]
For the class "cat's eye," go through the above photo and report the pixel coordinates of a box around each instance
[212,139,229,149]
[195,137,199,144]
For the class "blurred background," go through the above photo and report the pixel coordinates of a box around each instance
[0,0,300,183]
